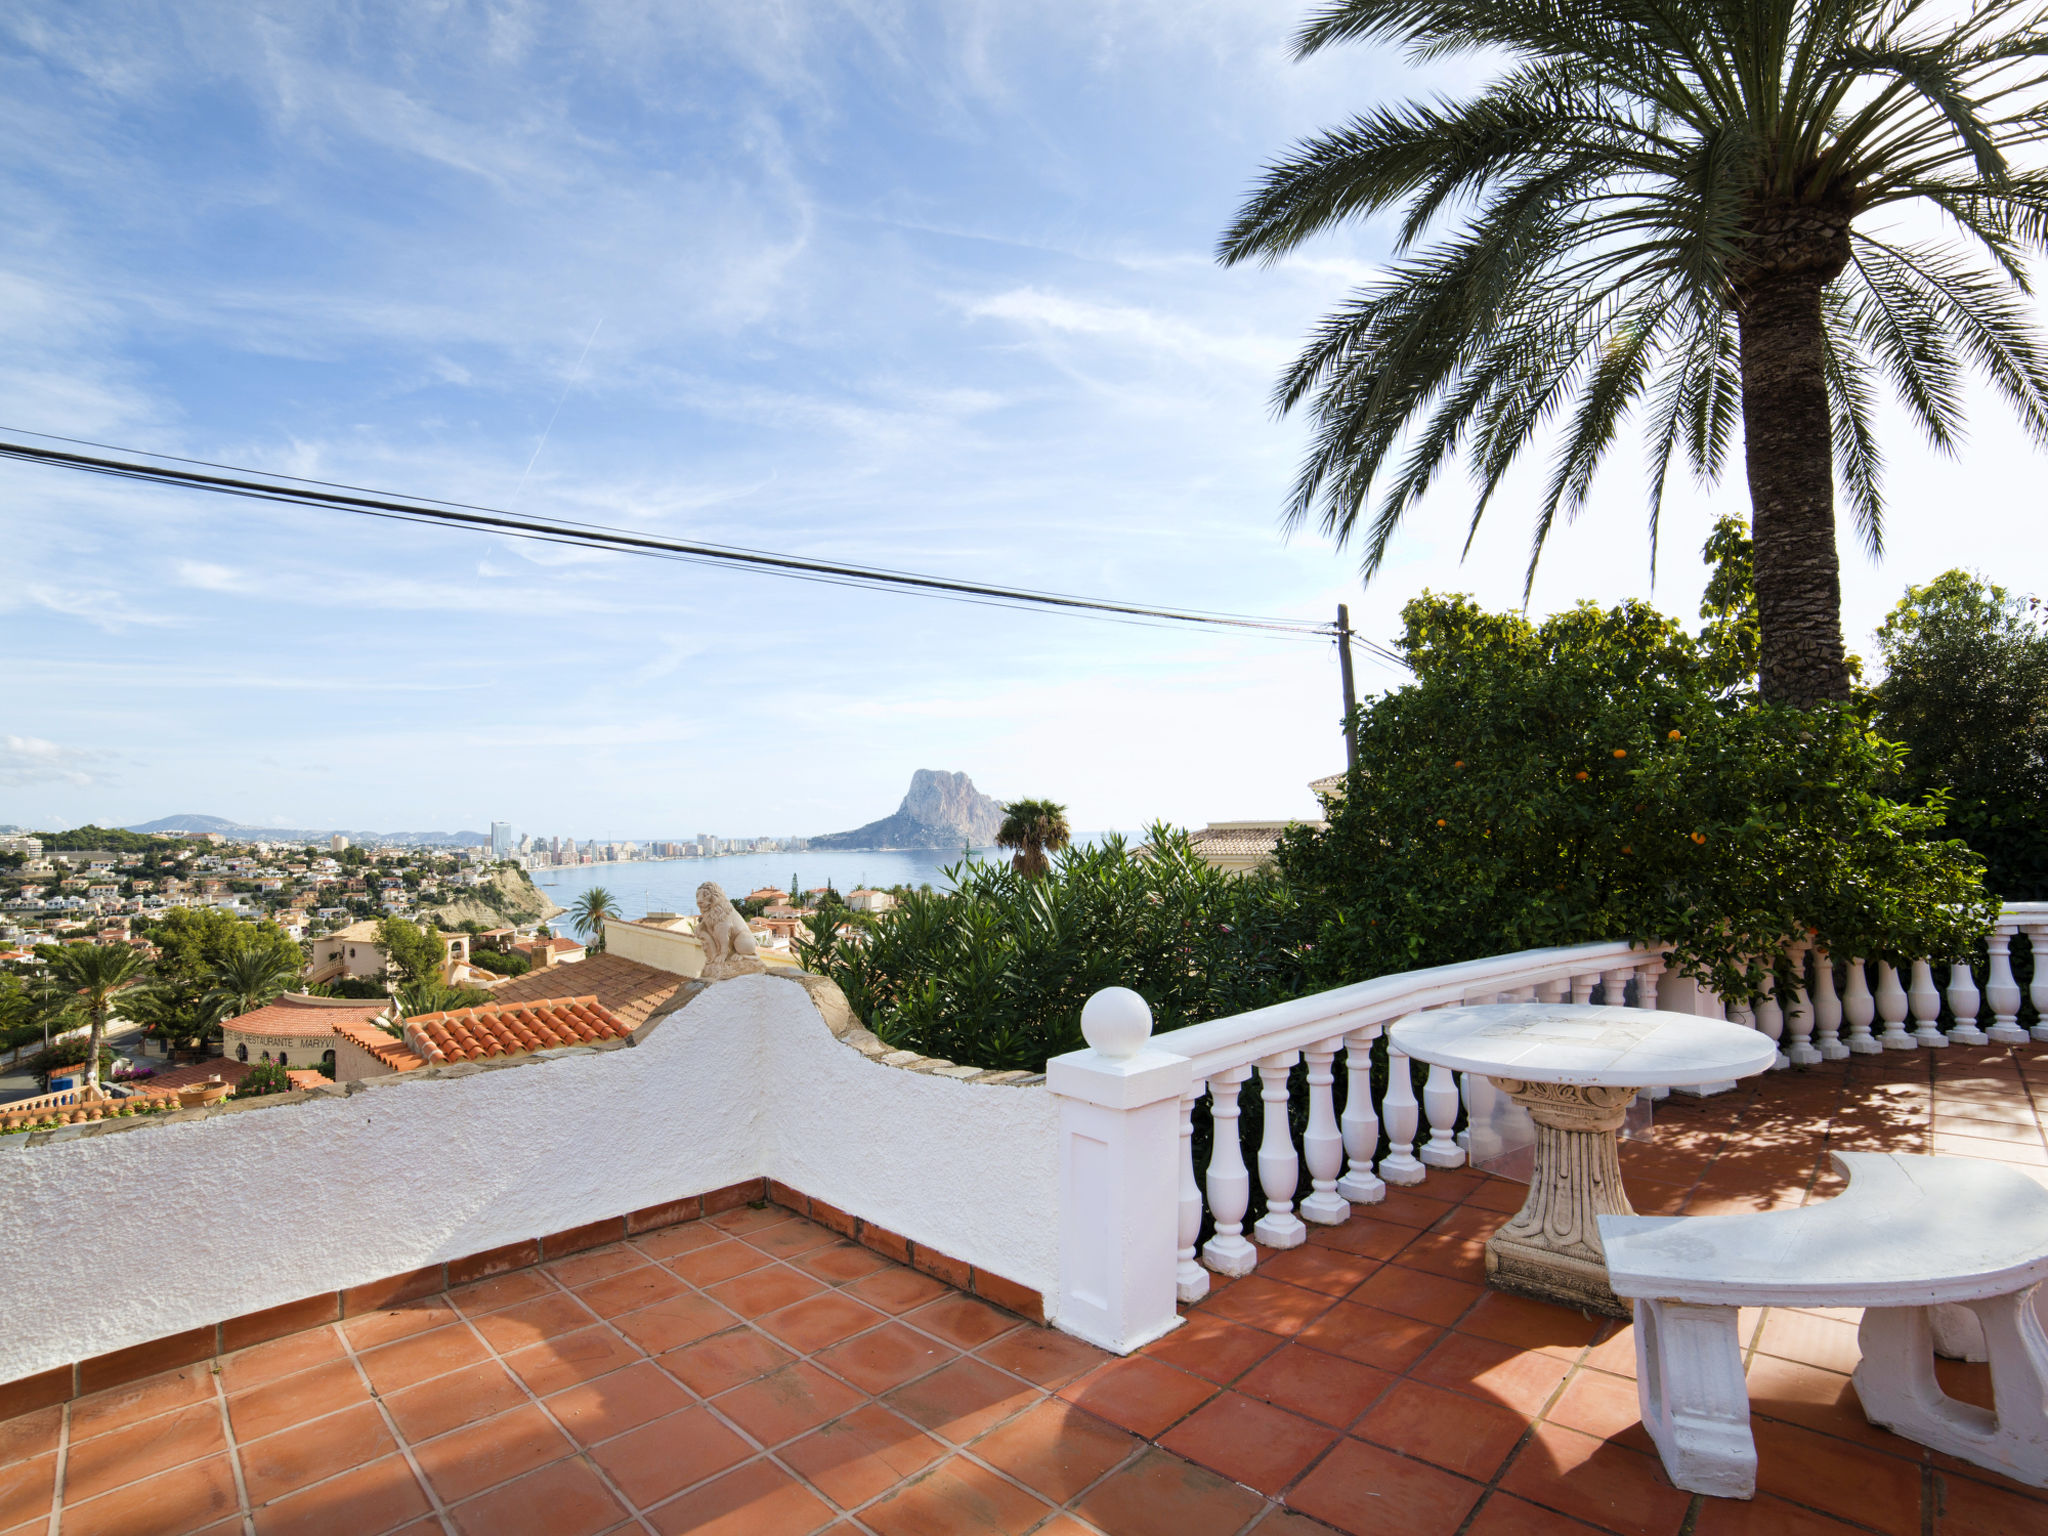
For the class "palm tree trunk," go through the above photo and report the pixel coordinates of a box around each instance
[84,1006,104,1092]
[1737,269,1852,708]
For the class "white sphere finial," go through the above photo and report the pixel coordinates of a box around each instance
[1081,987,1153,1060]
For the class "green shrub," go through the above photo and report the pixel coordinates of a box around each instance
[234,1061,292,1098]
[467,949,530,977]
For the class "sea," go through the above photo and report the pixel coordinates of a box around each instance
[529,847,1000,920]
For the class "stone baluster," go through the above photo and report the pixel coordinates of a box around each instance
[1379,1041,1426,1185]
[2029,927,2048,1043]
[1602,965,1635,1012]
[1176,1084,1210,1304]
[1754,966,1788,1068]
[1200,1064,1257,1275]
[1985,930,2027,1045]
[1946,955,1988,1045]
[1571,972,1597,1005]
[1251,1052,1306,1247]
[1419,1059,1467,1168]
[1783,944,1820,1066]
[1537,978,1566,1004]
[1336,1027,1385,1203]
[1811,951,1847,1059]
[1628,962,1672,1098]
[1299,1039,1350,1224]
[1908,960,1946,1047]
[1841,960,1880,1054]
[1463,987,1533,1149]
[1875,962,1914,1049]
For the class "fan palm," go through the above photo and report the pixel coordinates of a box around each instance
[569,886,622,950]
[202,945,304,1024]
[996,800,1074,879]
[45,944,153,1092]
[1221,0,2048,707]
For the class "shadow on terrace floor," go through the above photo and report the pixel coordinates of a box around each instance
[4,1041,2045,1534]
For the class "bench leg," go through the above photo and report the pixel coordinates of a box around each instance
[1855,1289,2048,1489]
[1633,1298,1756,1497]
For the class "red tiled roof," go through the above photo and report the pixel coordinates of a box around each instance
[400,996,629,1064]
[285,1069,328,1091]
[332,1017,422,1073]
[488,953,683,1030]
[129,1060,255,1099]
[220,994,391,1040]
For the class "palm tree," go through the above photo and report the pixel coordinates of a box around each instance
[202,946,304,1024]
[46,944,153,1093]
[996,800,1073,878]
[1221,0,2048,708]
[569,886,622,951]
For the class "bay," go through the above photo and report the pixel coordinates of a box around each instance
[528,846,999,921]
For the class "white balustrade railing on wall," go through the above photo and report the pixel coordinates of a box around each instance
[1046,905,2048,1354]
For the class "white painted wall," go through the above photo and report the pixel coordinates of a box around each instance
[0,973,1060,1385]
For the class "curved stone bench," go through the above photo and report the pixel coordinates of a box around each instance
[1598,1152,2048,1496]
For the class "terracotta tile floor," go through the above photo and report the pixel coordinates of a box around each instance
[7,1041,2048,1535]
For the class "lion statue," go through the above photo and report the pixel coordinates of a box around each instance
[694,882,765,980]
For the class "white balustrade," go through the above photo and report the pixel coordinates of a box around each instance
[1986,933,2027,1045]
[1202,1065,1258,1275]
[1841,960,1880,1054]
[1176,1085,1209,1304]
[1418,1061,1466,1168]
[1754,968,1788,1068]
[1379,1044,1426,1184]
[1784,945,1821,1066]
[1909,960,1946,1047]
[1252,1053,1307,1247]
[1947,957,1989,1045]
[1812,952,1848,1059]
[1876,962,1915,1049]
[2029,925,2048,1043]
[1299,1041,1350,1224]
[1335,1028,1385,1203]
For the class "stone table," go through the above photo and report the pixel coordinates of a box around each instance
[1389,1003,1779,1316]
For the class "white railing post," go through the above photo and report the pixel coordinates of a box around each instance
[1632,961,1672,1099]
[1419,1062,1466,1168]
[1842,960,1880,1054]
[1986,931,2026,1045]
[1947,956,1988,1045]
[1201,1064,1258,1275]
[1252,1053,1307,1247]
[1755,966,1788,1068]
[1176,1084,1209,1305]
[1876,962,1915,1050]
[1379,1042,1426,1185]
[1336,1028,1385,1204]
[1571,972,1598,1005]
[1047,988,1192,1354]
[1784,944,1821,1066]
[1909,960,1947,1047]
[1299,1039,1349,1225]
[1812,951,1847,1059]
[2029,926,2048,1043]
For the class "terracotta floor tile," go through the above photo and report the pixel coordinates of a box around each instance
[0,1406,60,1466]
[713,1361,867,1447]
[0,1454,52,1531]
[814,1321,958,1396]
[970,1398,1136,1503]
[1200,1275,1338,1335]
[575,1261,687,1319]
[706,1263,827,1320]
[1745,1354,1920,1455]
[239,1401,397,1506]
[886,1356,1040,1443]
[633,1220,729,1260]
[1056,1354,1216,1440]
[249,1453,432,1536]
[1457,1291,1603,1354]
[1374,1189,1461,1230]
[1256,1243,1381,1297]
[902,1293,1020,1350]
[1412,1331,1573,1417]
[357,1321,491,1394]
[1580,1324,1640,1379]
[1544,1367,1652,1452]
[756,1291,889,1355]
[447,1266,557,1316]
[860,1453,1052,1535]
[502,1326,645,1397]
[1933,1467,2048,1534]
[1752,1417,1924,1536]
[339,1297,457,1352]
[410,1403,574,1505]
[1157,1390,1336,1495]
[1465,1179,1534,1214]
[69,1364,217,1441]
[845,1266,953,1316]
[61,1454,240,1536]
[1693,1491,1889,1535]
[610,1290,738,1356]
[546,1242,648,1288]
[1754,1309,1863,1375]
[668,1236,778,1288]
[1392,1228,1492,1283]
[1356,1377,1530,1480]
[1297,1301,1446,1373]
[794,1240,896,1285]
[1142,1310,1283,1385]
[227,1357,371,1443]
[1465,1492,1612,1535]
[1350,1265,1483,1326]
[1287,1435,1483,1536]
[1498,1423,1689,1536]
[645,1456,836,1536]
[707,1204,794,1236]
[973,1326,1106,1389]
[1933,1357,1995,1411]
[220,1328,351,1397]
[1236,1343,1392,1428]
[381,1360,527,1443]
[65,1399,228,1503]
[545,1357,695,1447]
[1310,1215,1422,1260]
[1073,1444,1267,1536]
[587,1403,753,1508]
[469,1292,599,1354]
[661,1327,798,1397]
[778,1401,946,1508]
[446,1456,629,1536]
[743,1216,840,1259]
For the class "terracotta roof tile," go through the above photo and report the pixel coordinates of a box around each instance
[398,996,631,1065]
[130,1060,255,1098]
[332,1016,423,1073]
[220,994,392,1040]
[487,952,683,1030]
[285,1069,328,1091]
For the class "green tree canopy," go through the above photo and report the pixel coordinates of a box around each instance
[45,944,153,1091]
[375,917,445,987]
[995,800,1073,879]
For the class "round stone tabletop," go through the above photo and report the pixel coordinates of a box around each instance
[1389,1003,1780,1088]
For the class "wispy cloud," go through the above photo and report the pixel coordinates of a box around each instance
[0,735,110,788]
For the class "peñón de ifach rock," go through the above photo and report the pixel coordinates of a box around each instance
[809,769,1004,850]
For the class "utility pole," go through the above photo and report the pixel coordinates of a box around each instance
[1336,603,1358,771]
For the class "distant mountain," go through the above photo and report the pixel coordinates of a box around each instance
[810,770,1005,851]
[125,815,490,847]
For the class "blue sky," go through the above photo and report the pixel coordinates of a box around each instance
[2,2,2041,841]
